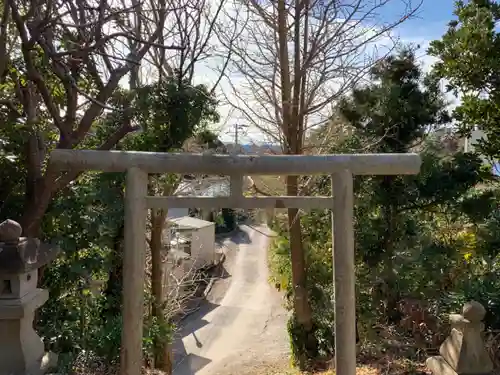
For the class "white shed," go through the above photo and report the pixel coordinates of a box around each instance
[168,216,216,269]
[166,207,189,220]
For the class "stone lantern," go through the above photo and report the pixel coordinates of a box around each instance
[0,219,59,375]
[427,301,493,375]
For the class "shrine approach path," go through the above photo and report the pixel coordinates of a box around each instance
[172,224,290,375]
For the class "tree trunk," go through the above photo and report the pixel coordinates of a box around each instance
[22,135,60,290]
[286,174,317,366]
[22,133,56,238]
[151,210,164,318]
[21,189,53,237]
[286,176,312,328]
[150,210,171,372]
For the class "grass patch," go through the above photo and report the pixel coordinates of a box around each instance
[267,234,291,293]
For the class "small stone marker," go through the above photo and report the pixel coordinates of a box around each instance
[0,219,59,375]
[426,301,493,375]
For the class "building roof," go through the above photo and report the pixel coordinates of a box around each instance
[169,216,215,230]
[167,207,189,220]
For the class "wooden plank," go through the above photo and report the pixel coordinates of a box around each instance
[146,196,335,210]
[50,149,421,175]
[331,171,356,375]
[121,167,148,375]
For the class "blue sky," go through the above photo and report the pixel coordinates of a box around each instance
[388,0,456,46]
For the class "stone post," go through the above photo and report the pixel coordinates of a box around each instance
[426,301,493,375]
[0,219,59,375]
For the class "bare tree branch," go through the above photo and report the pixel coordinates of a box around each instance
[217,0,421,154]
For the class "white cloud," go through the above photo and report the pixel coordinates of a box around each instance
[197,0,408,146]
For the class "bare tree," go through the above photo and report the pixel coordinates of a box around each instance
[0,0,186,236]
[1,2,232,371]
[115,0,242,91]
[216,0,421,364]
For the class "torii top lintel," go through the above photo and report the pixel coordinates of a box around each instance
[50,150,421,176]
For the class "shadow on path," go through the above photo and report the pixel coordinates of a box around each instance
[230,229,251,244]
[172,353,212,375]
[172,301,220,370]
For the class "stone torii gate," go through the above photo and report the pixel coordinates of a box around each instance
[49,149,421,375]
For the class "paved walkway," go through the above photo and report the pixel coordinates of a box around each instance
[172,225,289,375]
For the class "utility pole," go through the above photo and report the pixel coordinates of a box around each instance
[234,124,239,148]
[229,124,248,153]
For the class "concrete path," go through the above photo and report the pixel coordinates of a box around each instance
[172,224,289,375]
